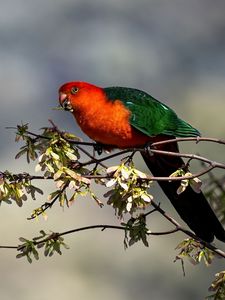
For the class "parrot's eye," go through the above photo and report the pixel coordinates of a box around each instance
[71,87,79,94]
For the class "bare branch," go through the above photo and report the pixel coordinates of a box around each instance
[151,136,225,147]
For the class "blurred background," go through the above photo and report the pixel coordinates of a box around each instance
[0,0,225,299]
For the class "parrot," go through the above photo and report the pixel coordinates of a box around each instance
[58,81,225,243]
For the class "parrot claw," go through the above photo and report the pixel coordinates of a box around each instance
[143,142,153,156]
[94,143,104,155]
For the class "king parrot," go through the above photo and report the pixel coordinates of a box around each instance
[58,81,225,243]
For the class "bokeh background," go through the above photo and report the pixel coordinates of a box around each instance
[0,0,225,299]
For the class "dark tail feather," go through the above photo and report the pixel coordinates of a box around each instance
[141,139,225,243]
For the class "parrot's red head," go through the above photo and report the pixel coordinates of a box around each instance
[58,81,104,112]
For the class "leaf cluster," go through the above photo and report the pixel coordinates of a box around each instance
[105,163,153,217]
[123,214,149,248]
[175,238,215,266]
[16,230,69,263]
[207,271,225,299]
[0,171,43,206]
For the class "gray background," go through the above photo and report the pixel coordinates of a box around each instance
[0,0,225,299]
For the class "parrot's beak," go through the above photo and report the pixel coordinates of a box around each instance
[59,93,74,112]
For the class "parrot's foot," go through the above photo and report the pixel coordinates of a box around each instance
[143,142,153,156]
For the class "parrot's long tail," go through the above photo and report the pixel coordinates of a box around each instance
[141,137,225,243]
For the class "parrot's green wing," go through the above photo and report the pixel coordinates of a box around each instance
[104,87,200,138]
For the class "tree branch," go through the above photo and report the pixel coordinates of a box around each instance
[4,126,225,263]
[148,200,225,259]
[1,218,225,259]
[151,136,225,147]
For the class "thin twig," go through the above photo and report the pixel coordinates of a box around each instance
[151,136,225,147]
[150,149,225,170]
[27,184,68,220]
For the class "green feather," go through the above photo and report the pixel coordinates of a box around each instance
[104,87,200,138]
